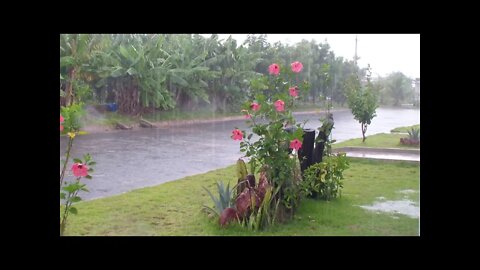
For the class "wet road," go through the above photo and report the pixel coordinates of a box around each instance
[60,107,419,200]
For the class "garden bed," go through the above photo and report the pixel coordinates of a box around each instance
[62,158,419,236]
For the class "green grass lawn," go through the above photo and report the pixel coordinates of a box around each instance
[390,124,420,133]
[333,133,419,149]
[62,158,419,236]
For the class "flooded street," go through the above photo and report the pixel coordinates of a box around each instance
[60,107,420,200]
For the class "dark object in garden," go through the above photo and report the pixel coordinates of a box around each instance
[312,113,334,164]
[106,103,118,112]
[246,174,256,188]
[298,129,315,175]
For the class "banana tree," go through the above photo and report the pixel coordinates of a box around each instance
[164,34,217,109]
[203,35,260,112]
[93,34,174,114]
[60,34,103,106]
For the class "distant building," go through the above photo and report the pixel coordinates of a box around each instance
[414,78,420,106]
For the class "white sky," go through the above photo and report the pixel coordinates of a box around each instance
[199,34,420,79]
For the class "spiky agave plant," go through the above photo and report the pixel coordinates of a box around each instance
[407,127,420,141]
[202,181,235,218]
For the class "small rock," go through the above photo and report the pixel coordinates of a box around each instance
[115,122,132,130]
[139,119,154,128]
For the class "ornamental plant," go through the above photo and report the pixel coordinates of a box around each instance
[60,105,95,236]
[230,61,310,225]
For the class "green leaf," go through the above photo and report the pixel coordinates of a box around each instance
[110,67,125,78]
[70,196,82,203]
[118,45,131,60]
[69,207,78,215]
[60,56,75,68]
[60,192,66,200]
[63,183,80,193]
[85,175,92,179]
[73,158,82,164]
[170,74,189,87]
[127,67,138,76]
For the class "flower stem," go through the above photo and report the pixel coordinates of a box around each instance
[60,177,81,236]
[60,136,74,188]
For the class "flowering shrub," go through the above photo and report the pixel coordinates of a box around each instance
[60,106,95,236]
[231,61,310,226]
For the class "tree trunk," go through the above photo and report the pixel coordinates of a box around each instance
[116,76,140,115]
[311,88,315,105]
[64,67,76,107]
[362,123,366,142]
[312,114,334,164]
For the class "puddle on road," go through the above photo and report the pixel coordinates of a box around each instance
[359,197,419,219]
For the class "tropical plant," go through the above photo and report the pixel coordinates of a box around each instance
[238,184,281,231]
[202,181,235,218]
[407,127,420,141]
[60,34,106,106]
[60,110,95,236]
[301,153,349,200]
[60,103,85,133]
[232,60,309,225]
[93,34,174,115]
[400,127,420,145]
[60,153,95,235]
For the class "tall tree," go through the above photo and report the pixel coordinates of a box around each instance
[60,34,104,106]
[345,65,379,142]
[386,72,413,106]
[94,34,174,114]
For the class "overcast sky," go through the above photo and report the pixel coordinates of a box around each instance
[199,34,420,79]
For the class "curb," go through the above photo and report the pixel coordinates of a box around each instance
[333,147,420,154]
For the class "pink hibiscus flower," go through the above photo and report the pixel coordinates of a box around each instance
[241,110,251,119]
[291,61,303,73]
[289,86,299,97]
[290,139,302,151]
[231,129,243,141]
[71,163,89,177]
[60,115,65,131]
[274,100,285,112]
[251,102,261,111]
[268,63,280,76]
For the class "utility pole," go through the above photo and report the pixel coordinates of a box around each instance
[354,35,358,66]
